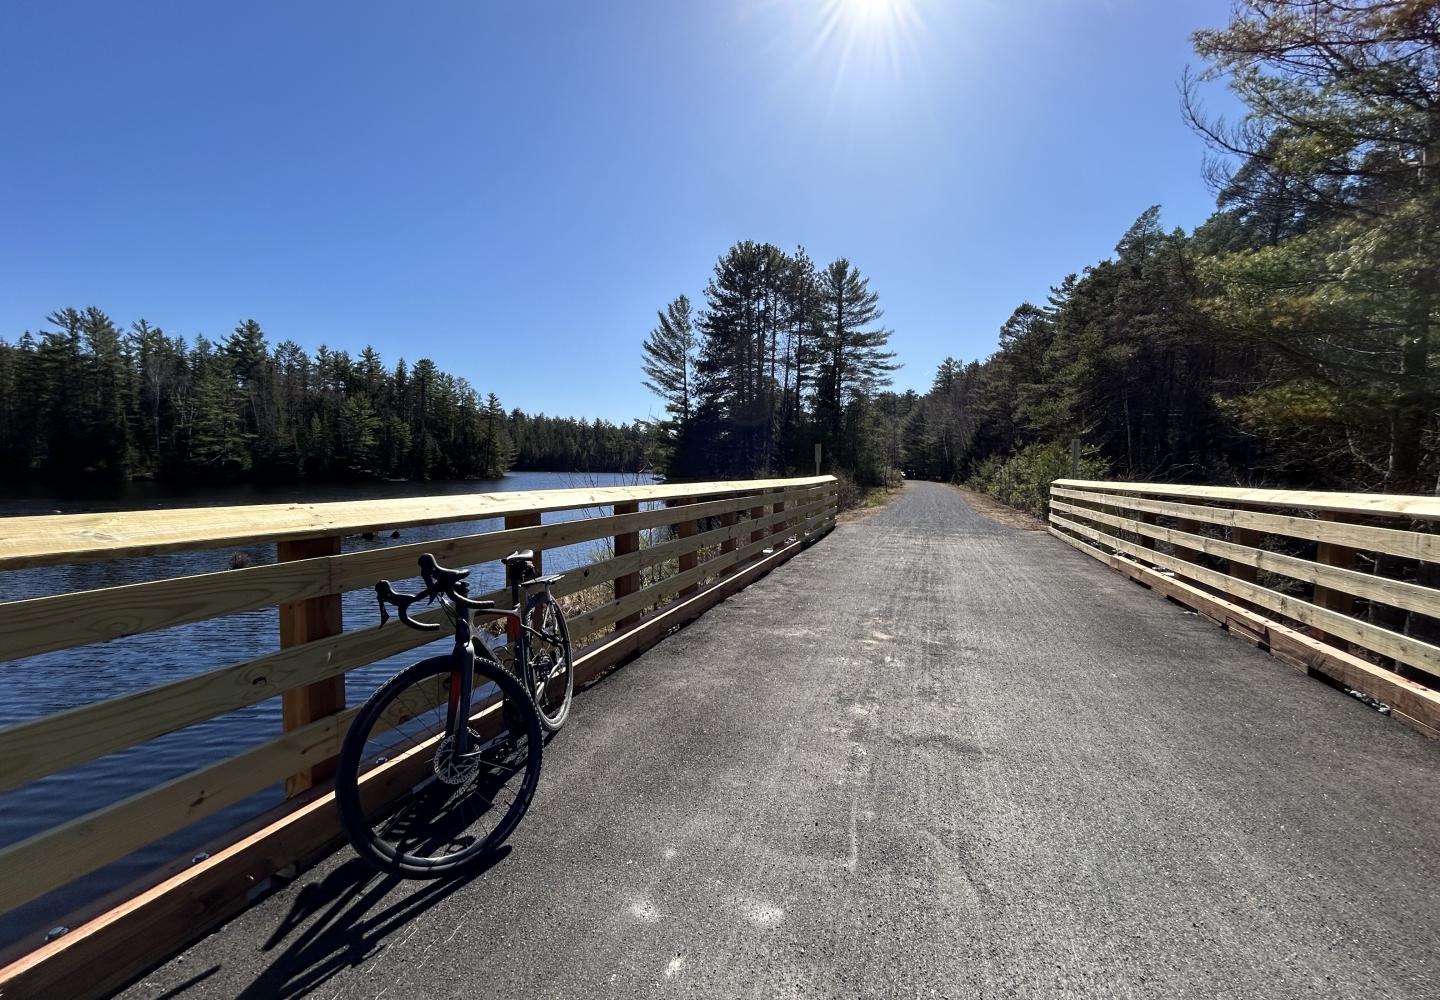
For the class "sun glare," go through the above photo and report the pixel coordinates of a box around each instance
[842,0,904,28]
[813,0,926,86]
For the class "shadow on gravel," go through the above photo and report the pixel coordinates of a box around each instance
[233,850,508,999]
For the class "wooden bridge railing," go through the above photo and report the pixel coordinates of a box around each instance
[1048,479,1440,739]
[0,474,837,997]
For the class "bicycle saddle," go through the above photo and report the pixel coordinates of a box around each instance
[502,549,535,566]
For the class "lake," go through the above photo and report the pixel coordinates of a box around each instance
[0,470,654,950]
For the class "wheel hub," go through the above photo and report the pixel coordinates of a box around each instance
[433,731,481,786]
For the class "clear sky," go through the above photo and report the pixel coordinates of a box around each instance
[0,0,1239,424]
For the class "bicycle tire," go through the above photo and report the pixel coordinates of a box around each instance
[335,651,543,878]
[524,590,574,732]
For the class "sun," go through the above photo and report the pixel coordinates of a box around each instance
[840,0,905,28]
[813,0,925,80]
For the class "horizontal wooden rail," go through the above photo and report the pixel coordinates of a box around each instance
[0,486,821,664]
[0,476,837,959]
[1053,478,1440,521]
[1052,486,1440,563]
[1049,499,1440,622]
[0,476,835,570]
[1048,479,1440,737]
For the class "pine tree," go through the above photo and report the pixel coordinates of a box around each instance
[480,393,516,477]
[813,259,897,470]
[1186,0,1440,490]
[640,294,696,474]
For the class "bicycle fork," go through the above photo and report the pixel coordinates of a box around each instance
[447,609,476,759]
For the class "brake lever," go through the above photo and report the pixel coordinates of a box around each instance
[375,582,392,628]
[418,553,438,604]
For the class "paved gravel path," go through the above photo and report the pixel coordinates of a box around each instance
[123,481,1440,999]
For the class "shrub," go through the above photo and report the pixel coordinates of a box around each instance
[966,442,1108,518]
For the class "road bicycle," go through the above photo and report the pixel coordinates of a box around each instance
[334,551,572,877]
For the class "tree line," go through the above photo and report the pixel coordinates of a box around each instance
[640,242,900,485]
[0,308,647,483]
[903,1,1440,506]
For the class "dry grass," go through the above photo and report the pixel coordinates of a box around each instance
[949,485,1048,531]
[837,482,907,523]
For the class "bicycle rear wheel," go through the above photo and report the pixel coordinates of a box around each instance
[525,591,574,732]
[335,652,542,878]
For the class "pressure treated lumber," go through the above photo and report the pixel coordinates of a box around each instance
[1053,478,1440,521]
[0,476,834,570]
[1049,511,1440,678]
[1051,486,1440,563]
[0,485,822,664]
[1048,499,1440,621]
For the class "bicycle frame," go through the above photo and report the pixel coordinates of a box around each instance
[446,570,552,757]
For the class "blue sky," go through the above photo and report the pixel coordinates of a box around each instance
[0,0,1239,424]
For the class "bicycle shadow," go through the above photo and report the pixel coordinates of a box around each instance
[234,849,508,999]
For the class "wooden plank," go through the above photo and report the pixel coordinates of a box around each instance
[1052,486,1440,564]
[1049,526,1440,738]
[0,476,836,571]
[613,501,641,629]
[0,596,464,796]
[749,492,767,544]
[503,512,543,574]
[0,693,493,1000]
[1229,510,1260,585]
[0,507,839,1000]
[567,498,832,637]
[551,511,772,604]
[1172,514,1203,564]
[675,498,698,599]
[0,669,469,919]
[575,511,833,689]
[719,509,738,575]
[0,558,332,665]
[1138,510,1157,550]
[1049,511,1440,678]
[0,710,347,918]
[1311,512,1357,649]
[1053,478,1440,521]
[1050,499,1440,622]
[0,487,821,665]
[277,536,344,798]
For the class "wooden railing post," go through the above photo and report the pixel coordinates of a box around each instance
[1139,510,1158,551]
[504,512,542,571]
[1229,505,1260,585]
[613,502,641,628]
[749,491,767,546]
[1173,512,1203,565]
[1311,511,1356,649]
[676,498,699,598]
[278,534,343,798]
[773,494,787,544]
[719,508,738,575]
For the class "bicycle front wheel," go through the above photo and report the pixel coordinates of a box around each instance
[335,652,543,878]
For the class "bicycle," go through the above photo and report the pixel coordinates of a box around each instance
[335,552,564,878]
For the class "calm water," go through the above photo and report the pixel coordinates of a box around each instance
[0,470,653,950]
